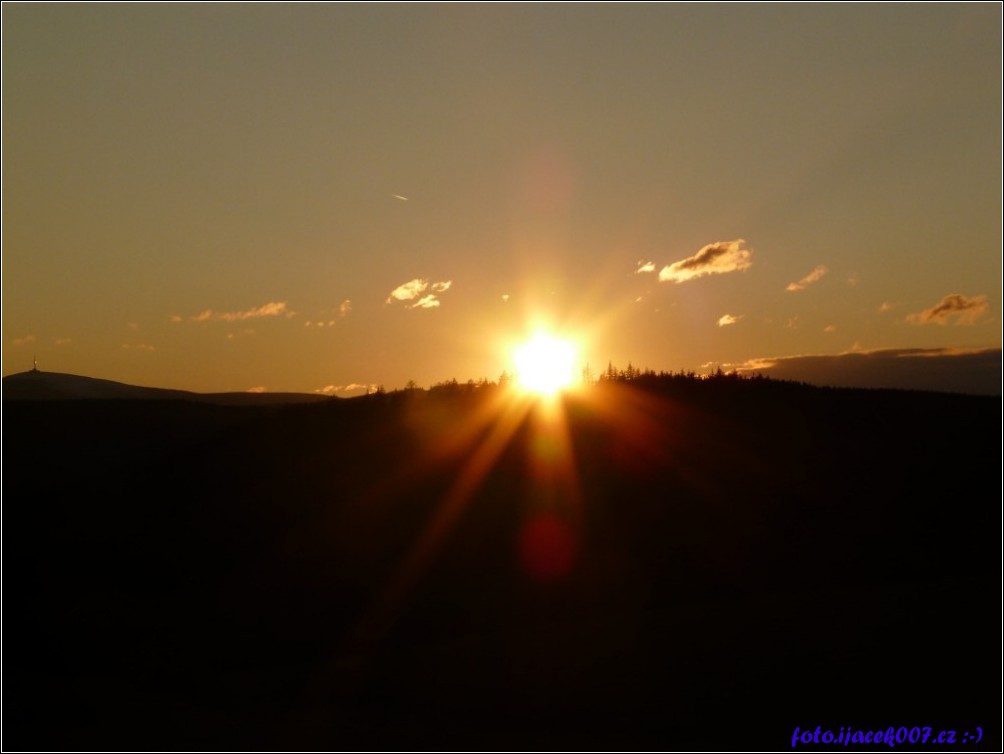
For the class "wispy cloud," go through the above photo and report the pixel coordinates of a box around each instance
[246,386,267,393]
[412,295,441,309]
[906,293,988,326]
[823,324,837,333]
[878,302,896,313]
[188,301,292,323]
[786,265,828,292]
[53,337,72,346]
[122,343,155,352]
[717,313,743,327]
[11,334,35,347]
[392,194,409,201]
[636,261,656,274]
[315,383,375,396]
[386,278,453,308]
[658,239,753,283]
[339,299,352,316]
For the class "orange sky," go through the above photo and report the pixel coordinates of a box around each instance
[3,4,1000,394]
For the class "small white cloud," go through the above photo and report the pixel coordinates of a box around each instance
[786,265,828,292]
[246,386,267,393]
[824,324,837,333]
[878,302,896,313]
[127,322,140,331]
[392,194,409,201]
[659,239,753,284]
[717,314,743,327]
[122,343,155,352]
[387,278,452,308]
[501,294,510,303]
[847,273,860,286]
[11,334,35,347]
[411,295,441,309]
[339,299,352,316]
[387,278,429,303]
[53,337,72,346]
[636,261,656,274]
[169,314,183,323]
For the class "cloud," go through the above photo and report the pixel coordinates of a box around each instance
[636,261,656,274]
[717,314,743,327]
[386,278,453,308]
[847,273,860,286]
[169,314,183,323]
[122,343,155,352]
[190,301,292,323]
[246,386,267,393]
[412,295,441,309]
[878,302,896,313]
[658,239,753,283]
[53,337,72,346]
[315,383,374,396]
[731,347,1001,395]
[906,293,988,326]
[127,322,140,331]
[11,335,35,347]
[387,279,429,303]
[823,324,837,333]
[339,299,352,316]
[501,294,510,303]
[786,265,828,292]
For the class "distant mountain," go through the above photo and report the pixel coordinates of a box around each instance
[1,369,333,405]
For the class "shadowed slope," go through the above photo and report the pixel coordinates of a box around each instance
[2,379,998,750]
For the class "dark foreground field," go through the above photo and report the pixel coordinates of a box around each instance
[3,377,999,750]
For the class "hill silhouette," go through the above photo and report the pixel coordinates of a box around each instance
[2,375,998,750]
[2,369,333,405]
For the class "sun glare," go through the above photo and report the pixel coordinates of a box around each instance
[513,332,578,397]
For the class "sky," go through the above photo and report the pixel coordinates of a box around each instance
[3,3,1001,395]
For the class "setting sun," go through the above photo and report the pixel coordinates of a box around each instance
[512,332,578,397]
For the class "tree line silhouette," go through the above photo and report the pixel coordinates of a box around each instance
[391,362,768,397]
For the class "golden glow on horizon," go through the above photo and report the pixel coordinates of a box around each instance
[512,331,578,397]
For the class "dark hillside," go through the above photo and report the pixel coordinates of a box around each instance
[2,379,999,750]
